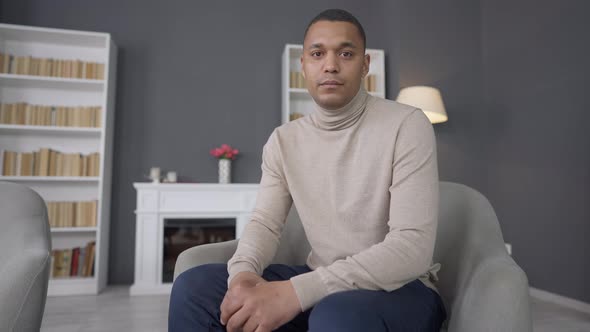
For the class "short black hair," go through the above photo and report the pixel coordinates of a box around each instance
[304,9,366,51]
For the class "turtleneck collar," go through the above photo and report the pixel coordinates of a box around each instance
[310,86,369,131]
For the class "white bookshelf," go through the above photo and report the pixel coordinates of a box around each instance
[0,23,117,296]
[281,44,386,124]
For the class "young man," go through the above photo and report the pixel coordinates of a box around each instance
[170,9,446,332]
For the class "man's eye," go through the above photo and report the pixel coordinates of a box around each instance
[341,51,353,57]
[311,51,322,57]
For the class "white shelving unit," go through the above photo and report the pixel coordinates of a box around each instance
[281,44,386,124]
[0,23,117,296]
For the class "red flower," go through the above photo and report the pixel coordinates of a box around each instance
[211,144,240,160]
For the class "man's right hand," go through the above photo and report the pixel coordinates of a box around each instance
[221,272,266,328]
[228,271,265,289]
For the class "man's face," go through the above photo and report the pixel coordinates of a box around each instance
[301,20,370,111]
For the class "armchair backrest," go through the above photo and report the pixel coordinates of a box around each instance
[434,182,531,331]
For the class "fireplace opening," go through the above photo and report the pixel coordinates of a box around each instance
[162,218,236,283]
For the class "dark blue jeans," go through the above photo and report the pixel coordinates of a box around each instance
[169,263,446,331]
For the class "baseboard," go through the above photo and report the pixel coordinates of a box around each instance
[530,287,590,314]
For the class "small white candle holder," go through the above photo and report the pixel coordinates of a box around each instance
[166,171,177,183]
[149,167,161,183]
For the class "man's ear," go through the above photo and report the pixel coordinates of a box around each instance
[363,53,371,77]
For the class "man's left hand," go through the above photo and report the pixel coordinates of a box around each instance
[221,280,302,332]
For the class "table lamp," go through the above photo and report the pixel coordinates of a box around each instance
[396,86,448,124]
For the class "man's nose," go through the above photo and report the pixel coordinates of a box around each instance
[323,53,339,73]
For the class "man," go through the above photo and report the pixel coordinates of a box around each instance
[169,8,446,332]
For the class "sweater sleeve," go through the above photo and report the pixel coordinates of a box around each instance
[289,109,440,311]
[227,129,293,286]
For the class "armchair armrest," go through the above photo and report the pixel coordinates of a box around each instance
[0,249,50,332]
[173,240,239,280]
[449,255,532,332]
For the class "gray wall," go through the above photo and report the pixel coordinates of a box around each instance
[395,0,488,191]
[1,0,588,302]
[480,0,590,302]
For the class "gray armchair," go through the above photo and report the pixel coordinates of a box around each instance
[0,181,52,332]
[174,181,532,331]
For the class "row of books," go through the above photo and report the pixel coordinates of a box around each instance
[1,149,101,177]
[289,71,308,89]
[50,241,95,279]
[362,74,378,93]
[289,112,305,121]
[0,102,102,128]
[47,200,98,228]
[289,71,378,92]
[0,52,105,80]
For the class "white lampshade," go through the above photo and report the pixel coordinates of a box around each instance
[396,86,448,124]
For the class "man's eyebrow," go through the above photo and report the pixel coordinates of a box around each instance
[307,41,358,49]
[339,41,357,49]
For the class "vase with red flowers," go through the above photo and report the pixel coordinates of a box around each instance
[210,144,239,184]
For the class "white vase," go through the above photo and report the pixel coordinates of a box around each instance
[218,159,231,184]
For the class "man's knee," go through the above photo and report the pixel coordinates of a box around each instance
[308,291,381,332]
[170,263,227,305]
[308,285,445,332]
[169,263,228,331]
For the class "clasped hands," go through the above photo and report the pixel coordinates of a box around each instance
[220,271,302,332]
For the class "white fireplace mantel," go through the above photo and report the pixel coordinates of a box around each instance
[130,182,259,296]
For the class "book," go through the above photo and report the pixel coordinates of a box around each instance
[20,152,34,176]
[15,152,22,176]
[3,151,17,176]
[51,250,61,278]
[90,200,97,227]
[84,241,96,277]
[77,248,86,277]
[53,250,64,277]
[1,53,10,73]
[49,251,55,279]
[62,249,72,277]
[39,148,50,176]
[71,247,80,277]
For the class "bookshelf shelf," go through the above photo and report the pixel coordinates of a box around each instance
[50,277,95,282]
[0,124,101,135]
[51,227,97,233]
[281,44,386,124]
[48,277,97,296]
[0,176,100,182]
[289,88,308,94]
[0,23,107,47]
[0,23,117,296]
[0,73,104,91]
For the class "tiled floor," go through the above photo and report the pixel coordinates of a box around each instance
[40,286,590,331]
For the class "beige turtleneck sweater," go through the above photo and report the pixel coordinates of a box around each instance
[227,87,440,311]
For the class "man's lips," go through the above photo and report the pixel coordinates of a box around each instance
[319,80,343,86]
